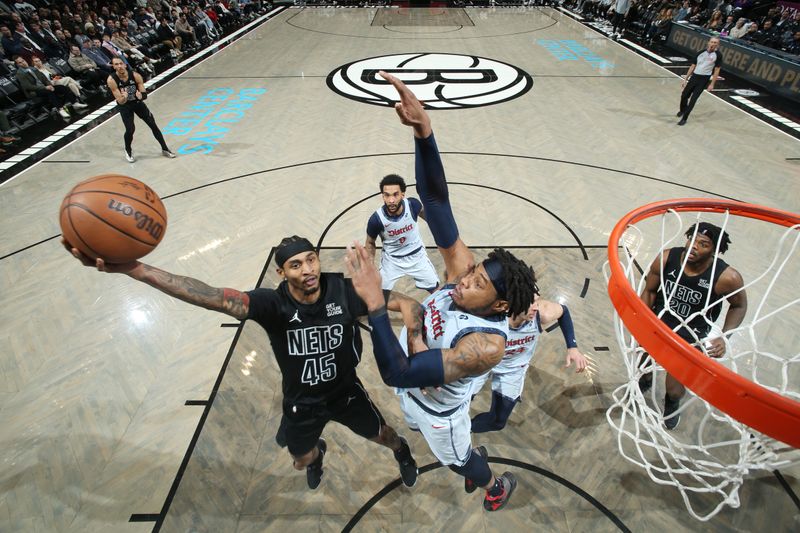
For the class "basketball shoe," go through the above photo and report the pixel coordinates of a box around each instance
[394,436,418,488]
[125,150,135,163]
[306,438,326,489]
[483,472,517,512]
[464,446,488,494]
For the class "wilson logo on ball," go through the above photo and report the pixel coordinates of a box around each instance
[107,199,165,240]
[327,53,533,109]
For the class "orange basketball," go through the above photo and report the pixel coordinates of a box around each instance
[59,175,168,263]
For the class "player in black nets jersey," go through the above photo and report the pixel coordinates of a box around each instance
[639,223,747,430]
[107,57,176,163]
[63,235,419,490]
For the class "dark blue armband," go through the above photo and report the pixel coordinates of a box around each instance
[368,308,445,388]
[558,305,578,349]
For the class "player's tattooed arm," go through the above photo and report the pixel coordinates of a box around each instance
[129,263,250,320]
[386,290,419,313]
[61,241,250,319]
[406,302,425,342]
[365,235,377,262]
[441,332,505,382]
[387,291,427,354]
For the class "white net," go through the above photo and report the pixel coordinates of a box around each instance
[604,206,800,521]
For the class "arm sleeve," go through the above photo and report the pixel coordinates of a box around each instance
[368,309,445,388]
[715,53,723,68]
[408,197,423,221]
[366,212,383,239]
[345,278,370,318]
[414,134,459,249]
[557,305,579,349]
[245,288,281,323]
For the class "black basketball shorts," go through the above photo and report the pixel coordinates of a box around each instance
[282,375,387,457]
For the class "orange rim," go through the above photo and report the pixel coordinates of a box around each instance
[607,198,800,448]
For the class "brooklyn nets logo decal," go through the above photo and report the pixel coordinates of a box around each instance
[327,53,533,109]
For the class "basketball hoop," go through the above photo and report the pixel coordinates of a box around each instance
[604,198,800,520]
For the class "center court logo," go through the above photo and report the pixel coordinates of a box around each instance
[327,53,533,109]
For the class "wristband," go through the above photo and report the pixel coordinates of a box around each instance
[368,305,388,319]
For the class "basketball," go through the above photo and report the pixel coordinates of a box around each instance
[59,174,168,263]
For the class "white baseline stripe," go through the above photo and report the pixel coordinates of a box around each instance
[558,7,584,20]
[730,95,800,131]
[620,38,672,63]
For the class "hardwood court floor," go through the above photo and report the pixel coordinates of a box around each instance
[0,6,798,533]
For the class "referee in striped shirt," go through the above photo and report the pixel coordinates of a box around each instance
[677,36,722,126]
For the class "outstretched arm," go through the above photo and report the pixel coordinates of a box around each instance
[379,70,474,283]
[63,240,249,320]
[537,299,588,373]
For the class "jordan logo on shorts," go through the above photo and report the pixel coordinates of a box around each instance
[290,310,301,323]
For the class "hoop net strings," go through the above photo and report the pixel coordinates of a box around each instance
[605,208,800,521]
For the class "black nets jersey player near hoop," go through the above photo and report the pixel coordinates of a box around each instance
[650,246,728,343]
[639,222,747,430]
[245,237,418,489]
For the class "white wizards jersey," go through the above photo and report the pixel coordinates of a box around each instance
[399,284,508,413]
[375,198,425,257]
[497,314,542,374]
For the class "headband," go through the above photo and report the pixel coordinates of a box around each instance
[693,222,721,247]
[275,238,315,268]
[482,258,507,300]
